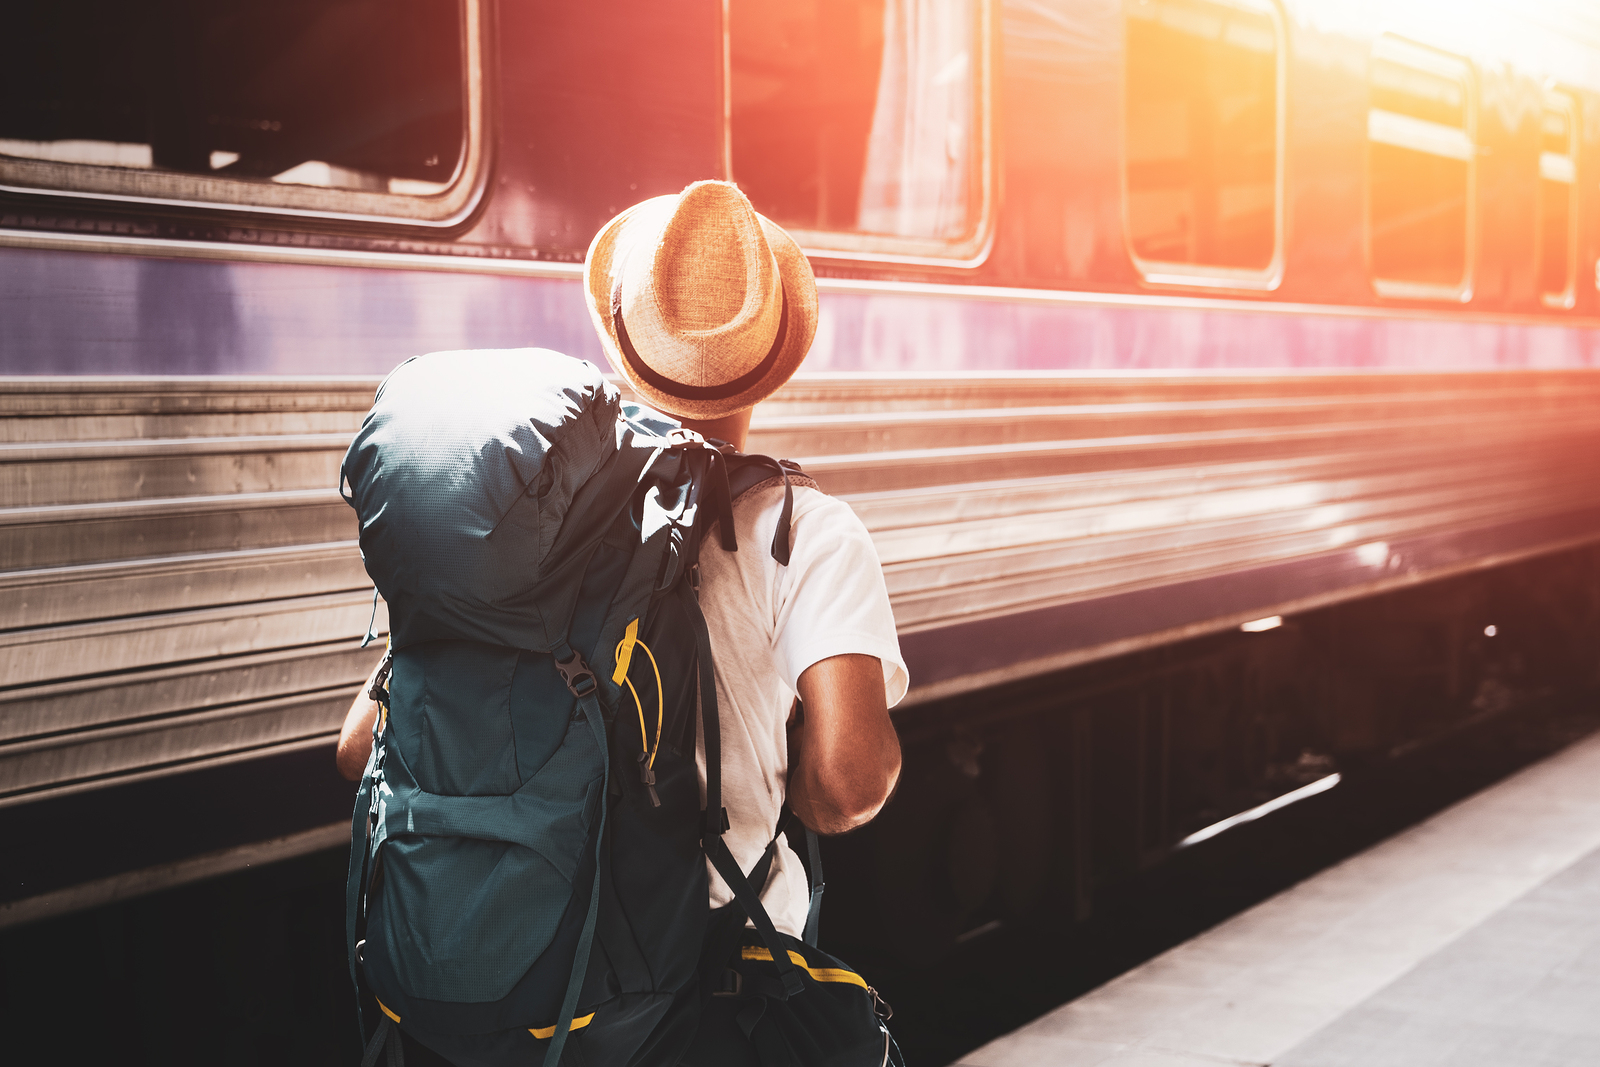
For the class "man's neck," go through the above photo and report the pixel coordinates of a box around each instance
[676,407,753,451]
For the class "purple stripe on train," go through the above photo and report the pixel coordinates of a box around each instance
[5,247,1600,375]
[0,249,605,376]
[807,292,1600,372]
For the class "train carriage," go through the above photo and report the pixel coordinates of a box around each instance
[4,0,1600,950]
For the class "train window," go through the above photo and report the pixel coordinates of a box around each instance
[726,0,994,264]
[1123,0,1285,290]
[0,0,482,225]
[1538,92,1579,309]
[1366,38,1475,302]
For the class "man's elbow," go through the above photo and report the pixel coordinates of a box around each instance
[335,739,366,782]
[817,749,902,833]
[830,785,895,834]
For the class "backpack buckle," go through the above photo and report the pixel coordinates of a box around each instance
[366,649,394,709]
[554,650,598,698]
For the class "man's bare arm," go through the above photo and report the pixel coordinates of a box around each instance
[788,653,902,835]
[336,659,384,781]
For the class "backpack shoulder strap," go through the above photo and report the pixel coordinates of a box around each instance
[773,802,827,948]
[679,443,813,990]
[719,451,819,566]
[543,641,612,1067]
[680,577,807,999]
[727,455,821,502]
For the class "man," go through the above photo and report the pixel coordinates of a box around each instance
[338,178,902,969]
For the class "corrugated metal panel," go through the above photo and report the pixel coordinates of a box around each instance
[2,370,1598,805]
[0,689,353,798]
[0,380,382,806]
[0,542,364,629]
[0,589,388,688]
[755,372,1600,702]
[0,643,377,743]
[0,491,352,569]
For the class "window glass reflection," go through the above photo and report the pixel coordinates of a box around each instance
[1366,40,1474,298]
[1,0,466,198]
[1538,95,1577,306]
[729,0,983,246]
[1124,0,1279,273]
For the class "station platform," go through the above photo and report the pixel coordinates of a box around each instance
[957,729,1600,1067]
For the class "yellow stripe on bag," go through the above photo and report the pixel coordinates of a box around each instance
[376,999,401,1024]
[739,947,869,989]
[612,618,640,684]
[529,1013,595,1040]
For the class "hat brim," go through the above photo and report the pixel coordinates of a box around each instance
[583,195,818,421]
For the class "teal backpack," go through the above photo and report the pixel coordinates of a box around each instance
[340,350,898,1067]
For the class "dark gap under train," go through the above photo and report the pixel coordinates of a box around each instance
[3,544,1598,1064]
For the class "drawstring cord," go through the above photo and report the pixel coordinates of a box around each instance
[360,587,382,648]
[614,635,665,806]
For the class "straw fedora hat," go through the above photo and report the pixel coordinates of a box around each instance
[584,180,818,421]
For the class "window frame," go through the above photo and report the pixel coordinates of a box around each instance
[0,0,487,228]
[1538,89,1579,310]
[1119,0,1288,293]
[721,0,998,268]
[1365,36,1477,304]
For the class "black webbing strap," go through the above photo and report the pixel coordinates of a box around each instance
[705,838,802,998]
[347,771,375,992]
[743,836,778,903]
[360,587,382,648]
[708,449,738,553]
[721,452,801,566]
[752,455,796,566]
[359,1014,404,1067]
[686,577,721,843]
[737,996,802,1067]
[773,804,825,948]
[803,828,825,948]
[682,445,737,569]
[544,643,611,1067]
[682,580,805,999]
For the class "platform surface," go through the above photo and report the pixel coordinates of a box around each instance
[957,729,1600,1067]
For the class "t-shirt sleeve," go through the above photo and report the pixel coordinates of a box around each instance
[770,490,909,708]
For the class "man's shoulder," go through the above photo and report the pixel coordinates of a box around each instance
[718,484,874,583]
[735,481,861,531]
[729,464,822,506]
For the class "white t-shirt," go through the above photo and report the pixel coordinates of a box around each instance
[695,483,909,937]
